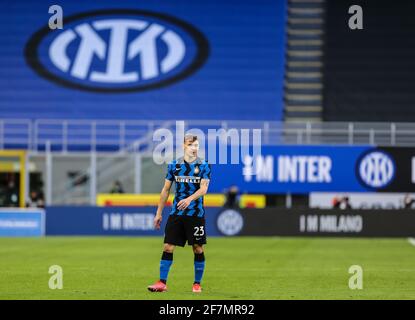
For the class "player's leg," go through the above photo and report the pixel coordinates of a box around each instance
[148,215,185,292]
[185,216,207,292]
[148,242,176,292]
[159,243,175,285]
[192,244,205,293]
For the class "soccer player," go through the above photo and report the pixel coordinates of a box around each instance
[147,134,211,293]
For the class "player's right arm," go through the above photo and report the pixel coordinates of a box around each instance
[154,179,173,229]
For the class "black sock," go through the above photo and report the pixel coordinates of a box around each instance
[194,252,205,285]
[160,251,173,284]
[194,252,205,262]
[161,251,173,261]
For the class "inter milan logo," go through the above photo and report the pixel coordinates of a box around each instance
[357,150,395,188]
[25,9,209,92]
[216,209,244,236]
[194,166,200,175]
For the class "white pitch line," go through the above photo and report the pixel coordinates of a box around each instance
[408,238,415,247]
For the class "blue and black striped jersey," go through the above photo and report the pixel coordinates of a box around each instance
[165,157,211,217]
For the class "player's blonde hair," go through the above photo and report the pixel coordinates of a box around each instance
[184,134,198,143]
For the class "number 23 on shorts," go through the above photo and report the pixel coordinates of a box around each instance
[194,226,205,237]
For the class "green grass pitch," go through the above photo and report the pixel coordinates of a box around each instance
[0,237,414,299]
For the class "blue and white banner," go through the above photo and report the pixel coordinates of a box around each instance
[210,145,415,194]
[46,206,222,236]
[0,209,45,237]
[1,0,286,121]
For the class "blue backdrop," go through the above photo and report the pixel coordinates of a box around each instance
[46,206,223,236]
[209,145,375,194]
[0,0,286,120]
[0,209,45,237]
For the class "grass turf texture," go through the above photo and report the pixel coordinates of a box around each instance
[0,237,414,300]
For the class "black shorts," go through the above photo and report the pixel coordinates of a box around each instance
[164,214,207,247]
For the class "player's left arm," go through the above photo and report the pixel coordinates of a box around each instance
[177,179,210,210]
